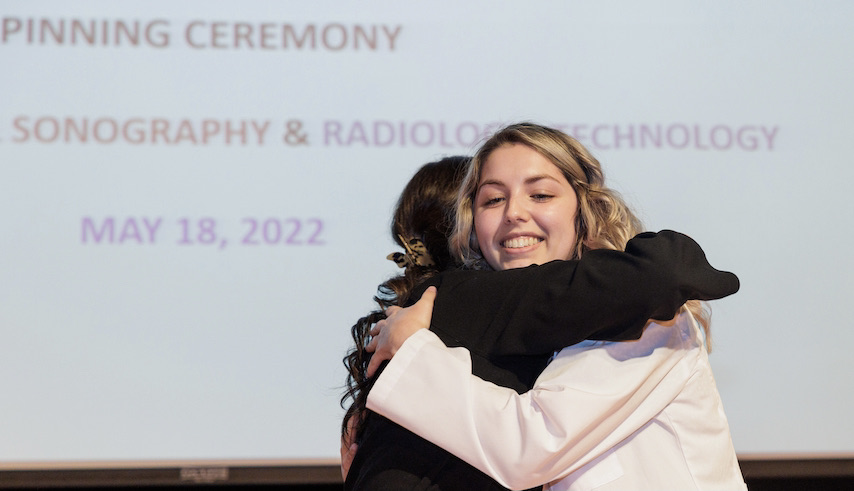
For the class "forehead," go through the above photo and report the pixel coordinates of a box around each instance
[480,143,568,185]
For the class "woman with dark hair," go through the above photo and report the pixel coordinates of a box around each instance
[342,138,740,489]
[341,155,469,448]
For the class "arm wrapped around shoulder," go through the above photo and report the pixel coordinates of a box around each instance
[622,229,739,320]
[524,229,740,345]
[417,229,739,355]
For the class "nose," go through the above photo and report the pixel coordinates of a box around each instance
[504,196,529,223]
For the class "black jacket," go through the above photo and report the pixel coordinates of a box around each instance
[345,230,739,490]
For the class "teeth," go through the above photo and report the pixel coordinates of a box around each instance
[502,237,541,249]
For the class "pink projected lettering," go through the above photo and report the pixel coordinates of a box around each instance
[81,217,326,248]
[12,116,272,146]
[241,218,325,246]
[184,22,401,51]
[5,116,779,152]
[1,17,169,47]
[322,120,501,148]
[1,17,402,51]
[554,123,779,151]
[81,217,163,245]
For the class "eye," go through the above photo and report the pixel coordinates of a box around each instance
[482,196,504,207]
[476,190,505,207]
[531,193,553,202]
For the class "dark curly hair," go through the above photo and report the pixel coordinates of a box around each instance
[340,155,470,443]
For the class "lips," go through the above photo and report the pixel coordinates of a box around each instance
[501,236,543,249]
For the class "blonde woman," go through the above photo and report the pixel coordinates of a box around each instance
[364,123,746,490]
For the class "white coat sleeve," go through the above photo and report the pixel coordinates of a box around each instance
[366,318,698,490]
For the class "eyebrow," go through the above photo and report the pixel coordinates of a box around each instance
[477,174,562,191]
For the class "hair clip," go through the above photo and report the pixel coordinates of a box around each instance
[387,235,436,269]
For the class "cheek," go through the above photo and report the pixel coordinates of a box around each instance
[564,215,580,257]
[473,214,487,248]
[473,211,495,250]
[562,230,579,259]
[545,205,579,257]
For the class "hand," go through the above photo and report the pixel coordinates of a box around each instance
[340,414,359,480]
[365,286,437,378]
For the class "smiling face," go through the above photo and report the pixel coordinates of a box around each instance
[473,143,579,271]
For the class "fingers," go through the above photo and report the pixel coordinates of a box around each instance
[410,285,436,324]
[412,286,437,316]
[340,441,358,480]
[369,317,388,337]
[340,414,359,480]
[364,287,438,379]
[366,354,381,378]
[367,319,384,352]
[345,413,359,438]
[419,285,438,304]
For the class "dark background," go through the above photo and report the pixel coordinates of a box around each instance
[2,459,854,490]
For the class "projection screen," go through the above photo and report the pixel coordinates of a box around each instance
[2,0,853,479]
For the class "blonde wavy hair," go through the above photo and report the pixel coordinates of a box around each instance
[449,122,711,346]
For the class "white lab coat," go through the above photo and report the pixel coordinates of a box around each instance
[367,311,746,490]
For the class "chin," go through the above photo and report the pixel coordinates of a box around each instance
[499,258,539,270]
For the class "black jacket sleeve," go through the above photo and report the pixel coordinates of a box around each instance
[409,230,739,359]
